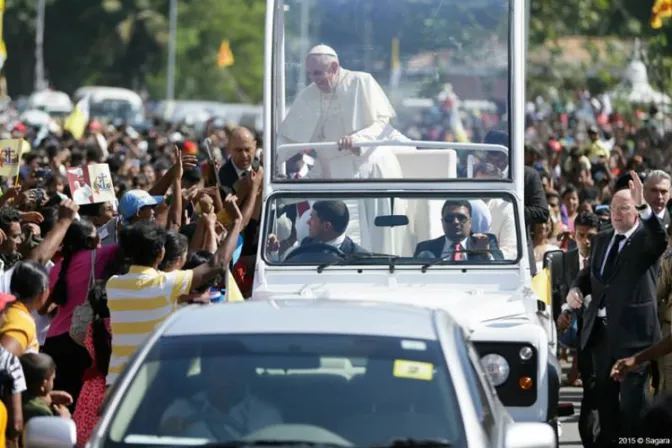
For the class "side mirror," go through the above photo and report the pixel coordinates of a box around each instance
[23,416,76,448]
[544,249,566,321]
[505,422,556,448]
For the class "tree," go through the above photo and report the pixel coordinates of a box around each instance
[144,0,265,102]
[1,0,265,102]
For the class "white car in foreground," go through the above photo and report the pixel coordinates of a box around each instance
[25,300,555,448]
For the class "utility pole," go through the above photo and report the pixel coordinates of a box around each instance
[35,0,46,92]
[166,0,177,100]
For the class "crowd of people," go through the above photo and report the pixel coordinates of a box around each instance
[0,112,267,446]
[521,90,672,445]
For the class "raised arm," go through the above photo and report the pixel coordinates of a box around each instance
[25,199,79,265]
[166,146,184,231]
[190,195,243,291]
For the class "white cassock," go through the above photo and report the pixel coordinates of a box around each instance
[278,68,412,256]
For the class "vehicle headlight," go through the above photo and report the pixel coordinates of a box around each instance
[481,354,510,387]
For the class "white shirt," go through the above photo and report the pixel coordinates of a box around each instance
[441,237,469,259]
[324,233,346,249]
[578,253,592,309]
[485,198,516,259]
[232,161,251,179]
[599,222,640,276]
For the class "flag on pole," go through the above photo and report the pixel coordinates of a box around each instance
[0,0,7,71]
[217,40,235,68]
[390,37,401,88]
[0,139,30,179]
[651,0,672,28]
[64,95,90,140]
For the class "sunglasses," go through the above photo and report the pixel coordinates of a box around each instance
[443,214,470,224]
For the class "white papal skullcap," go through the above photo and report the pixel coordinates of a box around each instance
[307,44,338,60]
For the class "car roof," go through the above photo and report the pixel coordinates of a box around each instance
[162,299,454,340]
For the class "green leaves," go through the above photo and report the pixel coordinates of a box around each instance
[2,0,264,102]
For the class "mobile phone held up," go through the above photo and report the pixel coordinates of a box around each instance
[240,157,261,178]
[34,168,51,179]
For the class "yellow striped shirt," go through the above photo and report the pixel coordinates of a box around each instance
[105,266,193,385]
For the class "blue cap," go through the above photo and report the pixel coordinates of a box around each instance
[118,190,164,222]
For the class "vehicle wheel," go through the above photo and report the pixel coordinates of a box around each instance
[548,417,559,447]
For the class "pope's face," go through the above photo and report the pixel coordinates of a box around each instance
[306,56,339,92]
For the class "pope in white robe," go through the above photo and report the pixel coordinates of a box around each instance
[277,45,413,256]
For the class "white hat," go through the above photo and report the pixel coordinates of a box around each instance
[307,44,338,59]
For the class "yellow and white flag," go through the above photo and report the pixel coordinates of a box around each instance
[0,139,30,179]
[217,40,235,68]
[64,94,90,140]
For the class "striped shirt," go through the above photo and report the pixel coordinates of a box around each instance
[106,266,193,385]
[0,346,26,395]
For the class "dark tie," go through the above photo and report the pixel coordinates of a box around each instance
[582,257,589,270]
[597,234,625,312]
[601,234,626,279]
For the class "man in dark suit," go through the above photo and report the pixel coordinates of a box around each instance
[558,211,600,447]
[643,170,671,230]
[291,200,367,255]
[414,199,504,261]
[218,127,261,257]
[567,171,668,445]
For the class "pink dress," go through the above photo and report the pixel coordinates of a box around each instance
[73,318,110,446]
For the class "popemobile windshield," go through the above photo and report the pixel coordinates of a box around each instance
[254,0,566,437]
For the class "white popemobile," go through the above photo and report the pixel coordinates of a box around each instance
[253,0,568,440]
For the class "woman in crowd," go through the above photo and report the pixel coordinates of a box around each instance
[42,220,119,410]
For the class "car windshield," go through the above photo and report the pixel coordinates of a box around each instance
[264,193,520,266]
[272,0,510,182]
[105,333,465,447]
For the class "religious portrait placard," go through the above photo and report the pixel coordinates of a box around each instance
[67,163,116,205]
[0,139,31,179]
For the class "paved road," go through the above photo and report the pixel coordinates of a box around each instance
[558,384,582,447]
[557,357,583,447]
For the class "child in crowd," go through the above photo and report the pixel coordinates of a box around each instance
[19,353,70,424]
